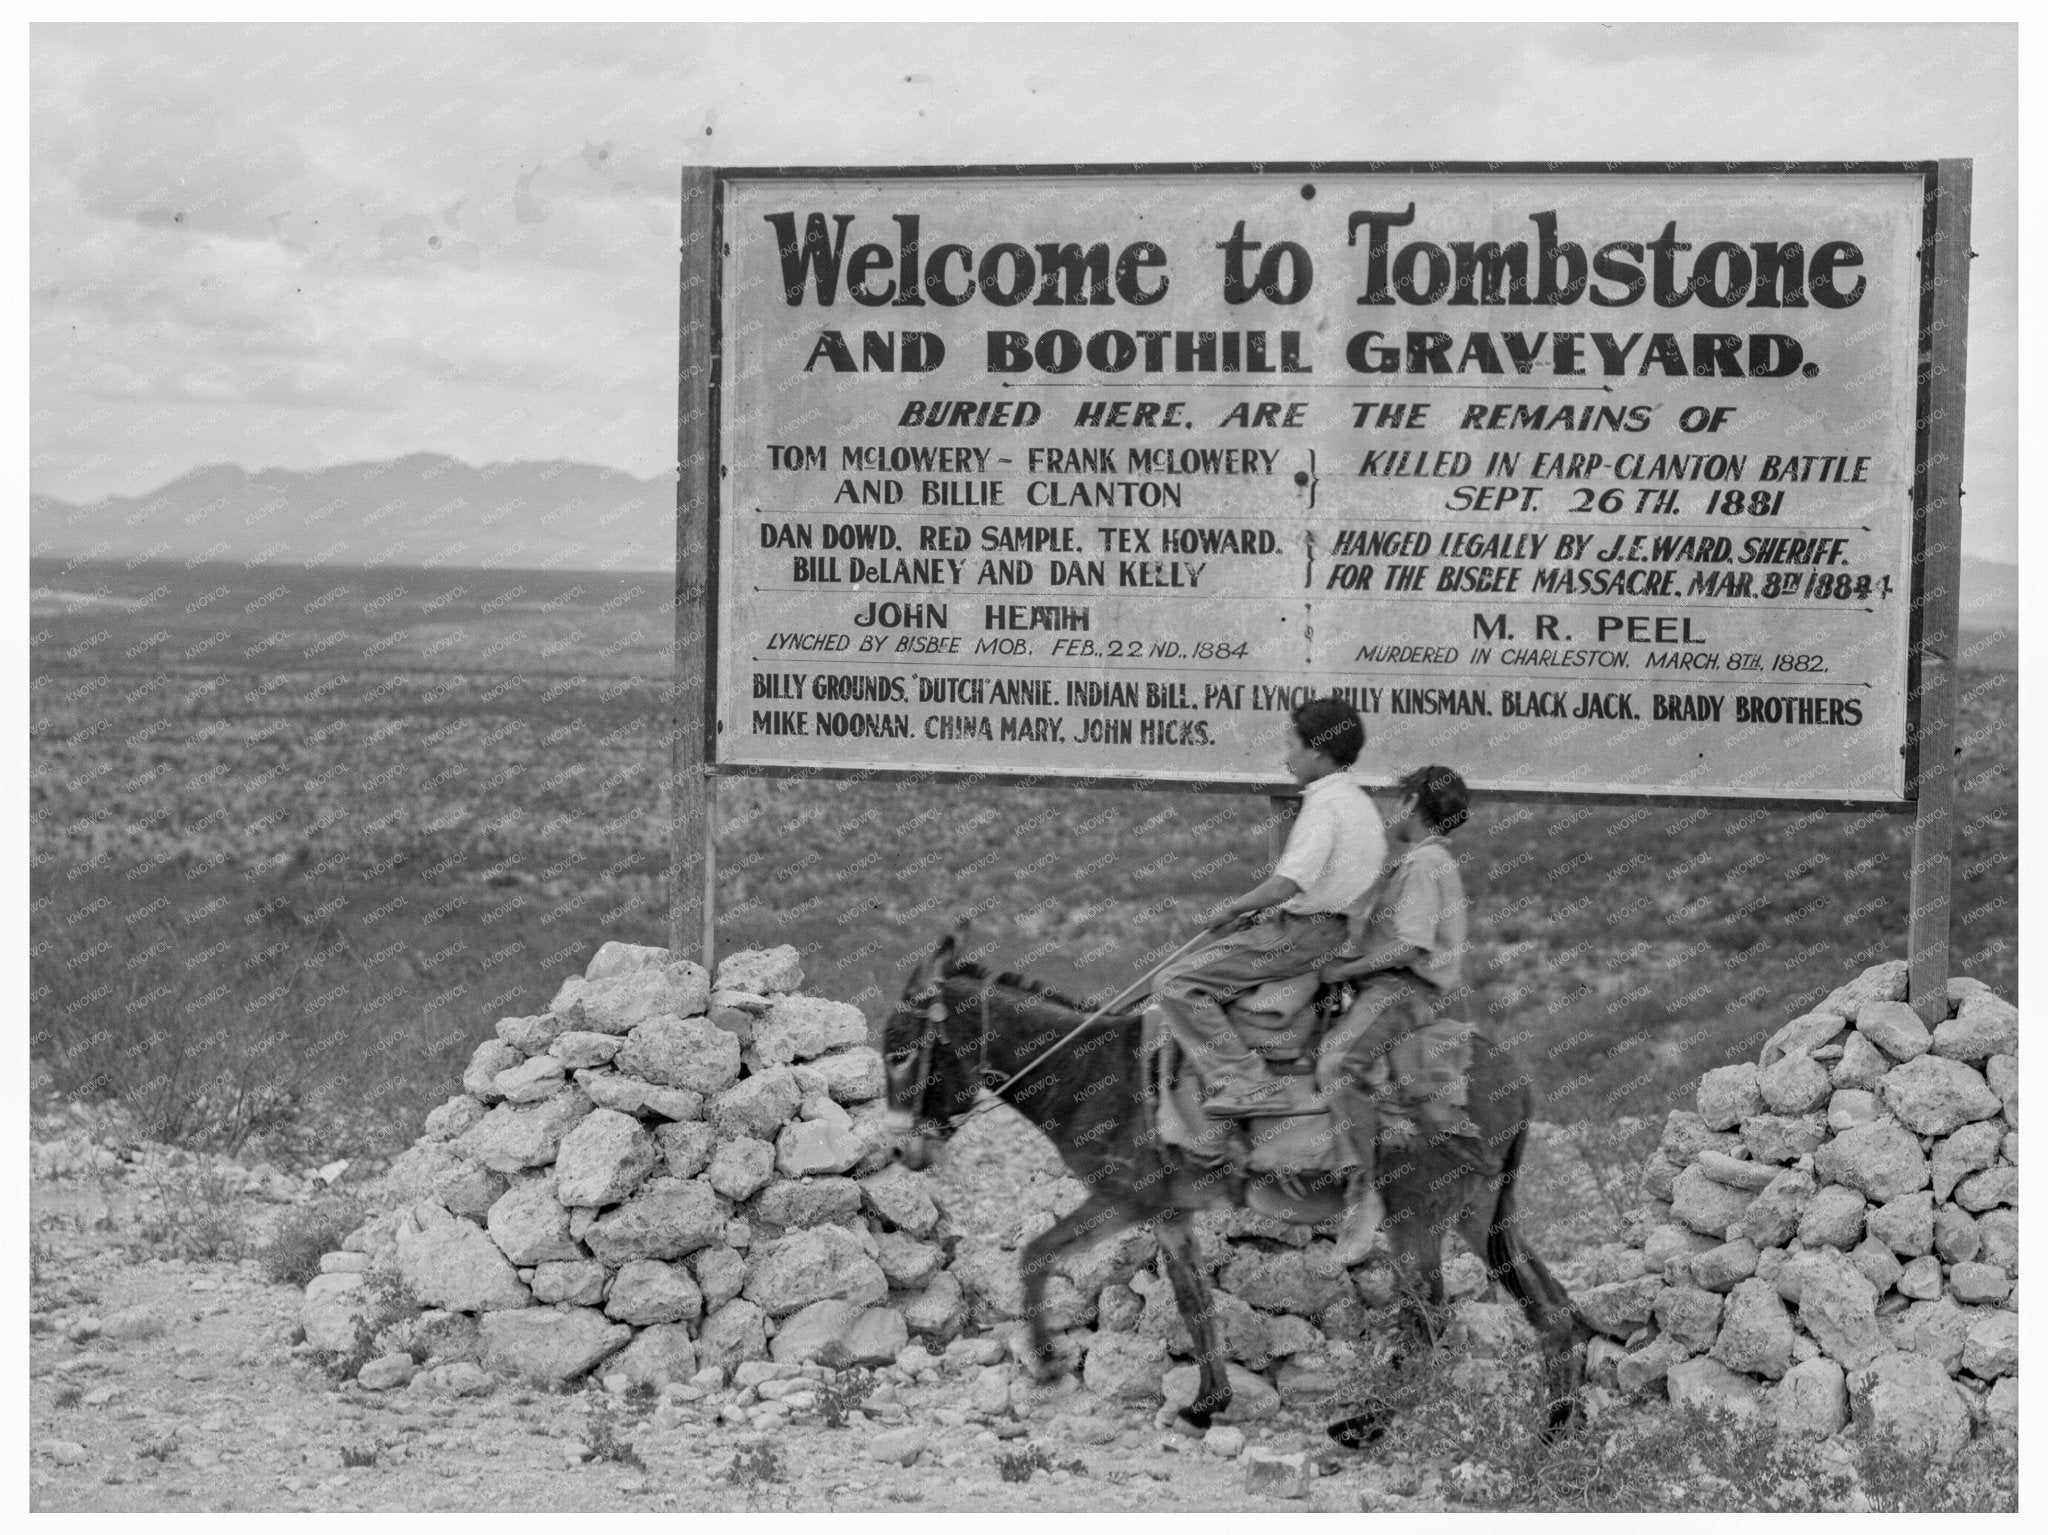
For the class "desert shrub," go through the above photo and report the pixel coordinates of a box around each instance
[813,1366,875,1428]
[258,1193,367,1288]
[582,1393,646,1470]
[1330,1333,2016,1512]
[994,1443,1082,1483]
[135,1162,247,1261]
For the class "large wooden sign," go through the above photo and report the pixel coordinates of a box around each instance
[702,164,1948,804]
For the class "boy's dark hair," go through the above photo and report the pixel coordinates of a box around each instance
[1290,696,1364,768]
[1399,764,1469,836]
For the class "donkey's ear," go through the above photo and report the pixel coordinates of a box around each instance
[930,928,959,975]
[949,914,973,952]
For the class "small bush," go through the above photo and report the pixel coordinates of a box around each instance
[813,1366,875,1428]
[258,1194,366,1288]
[996,1443,1071,1483]
[340,1443,379,1469]
[721,1441,785,1487]
[583,1393,646,1470]
[135,1163,247,1262]
[54,1384,83,1409]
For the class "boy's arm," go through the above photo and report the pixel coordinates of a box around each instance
[1321,855,1434,981]
[1198,874,1300,930]
[1321,935,1425,983]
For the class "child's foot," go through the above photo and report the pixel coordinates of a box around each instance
[1332,1183,1387,1266]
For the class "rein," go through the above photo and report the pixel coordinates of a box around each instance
[915,930,1214,1131]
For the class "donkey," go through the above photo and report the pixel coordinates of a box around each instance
[881,926,1591,1438]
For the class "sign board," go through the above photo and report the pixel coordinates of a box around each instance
[705,164,1940,803]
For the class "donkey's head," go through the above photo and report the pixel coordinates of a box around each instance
[881,921,981,1170]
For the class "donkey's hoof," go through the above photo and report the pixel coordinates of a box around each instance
[1326,1401,1394,1449]
[1175,1405,1214,1434]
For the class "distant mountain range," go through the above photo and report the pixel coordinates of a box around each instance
[27,454,2021,628]
[30,455,674,575]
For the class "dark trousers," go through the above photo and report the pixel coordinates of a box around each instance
[1315,970,1439,1176]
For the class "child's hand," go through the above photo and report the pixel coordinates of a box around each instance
[1320,957,1367,985]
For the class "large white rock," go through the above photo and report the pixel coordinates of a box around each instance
[1654,1285,1724,1351]
[1855,1000,1932,1063]
[1215,1246,1350,1317]
[485,1177,583,1265]
[455,1087,594,1173]
[1830,1030,1891,1091]
[874,1229,944,1288]
[604,1259,704,1326]
[612,1322,699,1388]
[1891,1296,1971,1373]
[1739,1169,1814,1248]
[1664,1355,1764,1419]
[655,1120,717,1180]
[463,1040,525,1102]
[384,1141,506,1221]
[575,963,712,1036]
[706,1137,776,1202]
[1696,1065,1765,1131]
[1670,1164,1757,1238]
[553,1108,660,1208]
[394,1208,533,1313]
[694,1298,770,1373]
[709,1067,807,1140]
[615,1016,741,1093]
[1757,1052,1832,1115]
[1795,1184,1867,1249]
[859,1165,941,1237]
[1758,1012,1849,1070]
[497,1013,573,1056]
[494,1055,567,1104]
[582,1177,728,1265]
[530,1260,606,1306]
[1083,1332,1172,1403]
[751,1177,862,1229]
[575,1070,704,1121]
[1774,1356,1848,1439]
[715,946,804,995]
[1930,1120,2002,1201]
[1931,991,2017,1063]
[1864,1190,1934,1256]
[1962,1310,2018,1380]
[1577,1276,1665,1340]
[900,1271,968,1341]
[1813,1120,1928,1202]
[423,1096,488,1142]
[806,1046,887,1104]
[777,1119,865,1178]
[585,941,671,981]
[1740,1113,1828,1164]
[1819,961,1908,1020]
[1711,1278,1794,1379]
[1954,1165,2017,1212]
[1880,1055,2002,1137]
[1850,1351,1971,1464]
[692,1245,748,1310]
[1796,1250,1888,1369]
[548,1030,625,1070]
[754,995,869,1067]
[480,1309,631,1384]
[742,1225,889,1316]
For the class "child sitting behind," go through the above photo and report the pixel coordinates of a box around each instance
[1315,763,1471,1264]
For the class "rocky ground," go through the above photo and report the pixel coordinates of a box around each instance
[27,1105,1495,1514]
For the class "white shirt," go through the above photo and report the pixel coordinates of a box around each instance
[1274,773,1388,917]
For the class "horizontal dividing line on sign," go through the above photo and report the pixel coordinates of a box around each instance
[747,587,1878,614]
[743,655,1875,687]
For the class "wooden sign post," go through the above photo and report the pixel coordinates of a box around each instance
[1906,159,1973,1025]
[672,166,717,967]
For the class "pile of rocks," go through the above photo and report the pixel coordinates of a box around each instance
[1574,962,2017,1461]
[302,943,965,1393]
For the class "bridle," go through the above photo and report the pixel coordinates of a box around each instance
[896,970,998,1136]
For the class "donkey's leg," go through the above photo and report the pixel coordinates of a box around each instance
[1156,1211,1230,1430]
[1383,1198,1450,1358]
[1016,1192,1146,1382]
[1480,1203,1589,1439]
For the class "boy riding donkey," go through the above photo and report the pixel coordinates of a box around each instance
[1153,695,1475,1266]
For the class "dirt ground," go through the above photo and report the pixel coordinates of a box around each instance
[28,1113,1470,1515]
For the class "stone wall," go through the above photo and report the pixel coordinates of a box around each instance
[303,942,963,1394]
[1573,961,2017,1460]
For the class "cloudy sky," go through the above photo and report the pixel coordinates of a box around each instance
[30,22,2018,559]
